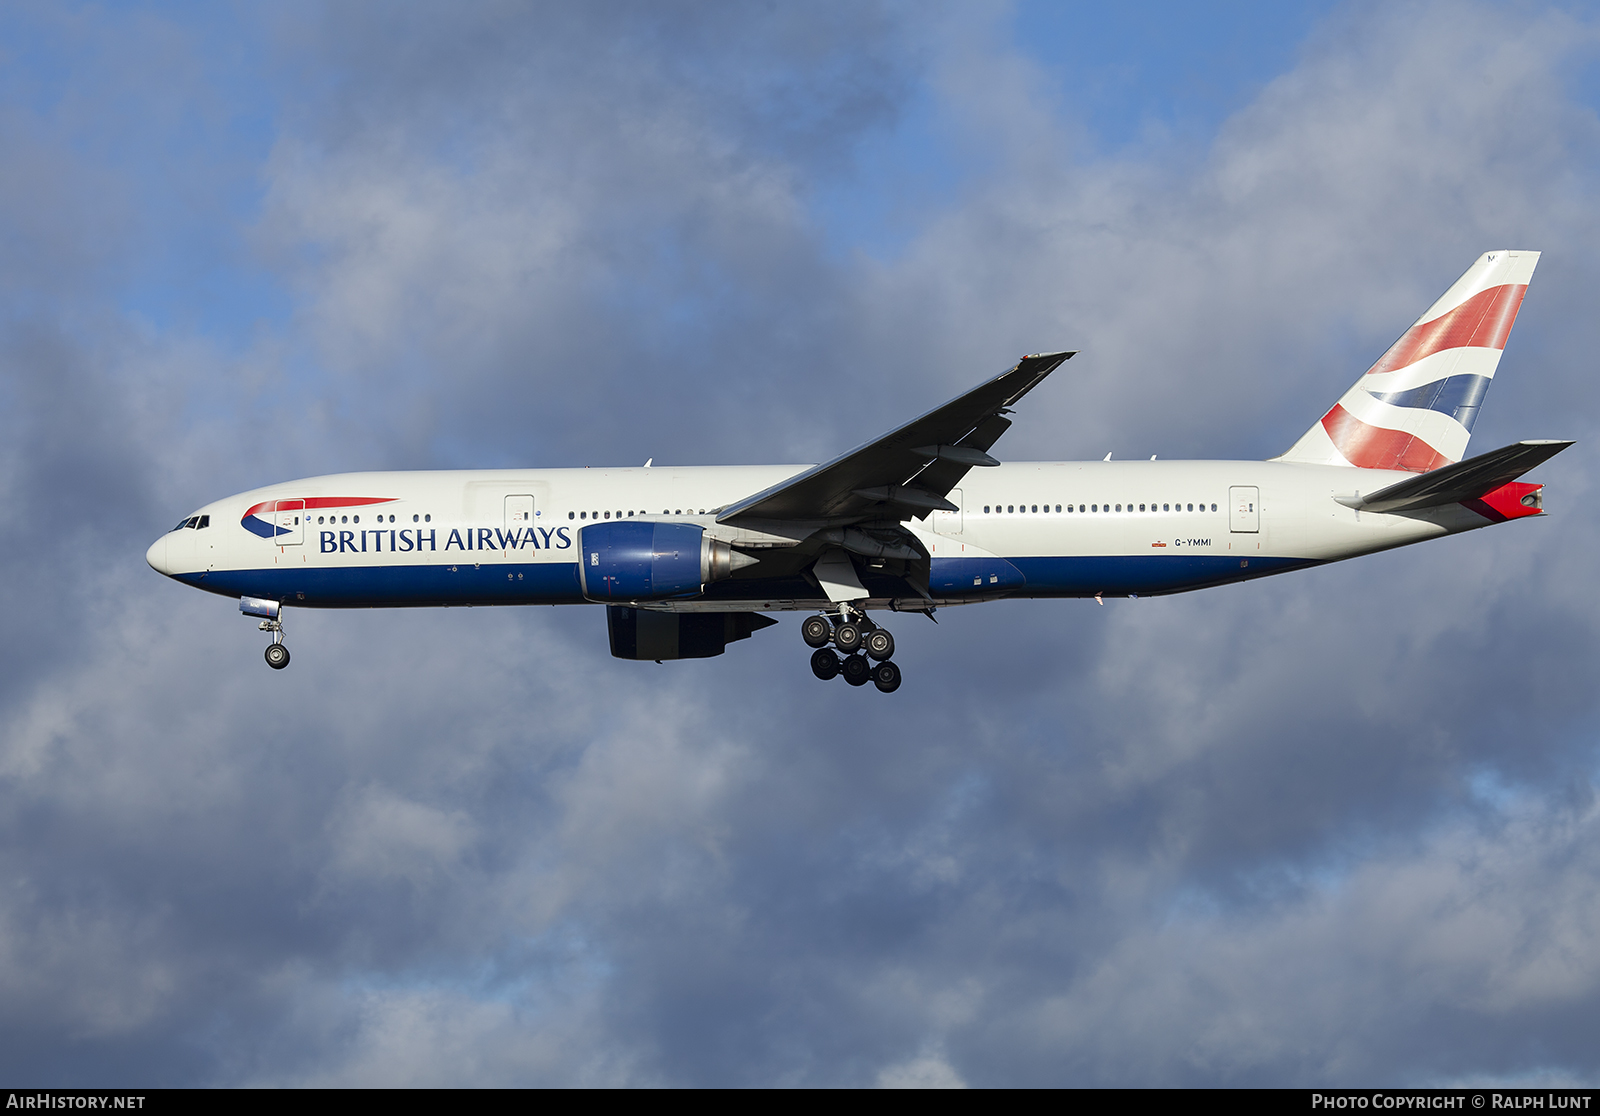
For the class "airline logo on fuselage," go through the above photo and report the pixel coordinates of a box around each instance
[241,496,396,539]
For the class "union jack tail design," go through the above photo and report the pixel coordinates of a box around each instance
[1277,251,1539,472]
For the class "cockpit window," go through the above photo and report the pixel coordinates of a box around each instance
[196,515,210,529]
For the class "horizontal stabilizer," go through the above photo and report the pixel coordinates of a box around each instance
[1336,439,1573,513]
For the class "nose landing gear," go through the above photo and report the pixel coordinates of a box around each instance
[241,596,291,671]
[802,609,901,692]
[264,639,290,670]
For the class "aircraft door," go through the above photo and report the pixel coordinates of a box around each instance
[930,488,964,535]
[505,494,535,531]
[1229,487,1259,533]
[274,500,304,545]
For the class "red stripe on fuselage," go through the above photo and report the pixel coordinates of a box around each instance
[1365,283,1526,377]
[1321,404,1451,473]
[243,496,396,518]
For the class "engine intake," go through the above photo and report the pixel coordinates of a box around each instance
[578,521,747,601]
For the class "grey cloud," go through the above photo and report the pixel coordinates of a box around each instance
[2,0,1600,1088]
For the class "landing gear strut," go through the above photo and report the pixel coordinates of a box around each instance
[241,596,291,671]
[801,609,902,693]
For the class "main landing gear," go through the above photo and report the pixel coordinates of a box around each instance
[804,609,901,693]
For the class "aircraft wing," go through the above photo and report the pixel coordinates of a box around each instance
[717,351,1075,526]
[1337,439,1573,513]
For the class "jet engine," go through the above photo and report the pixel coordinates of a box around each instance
[578,521,753,601]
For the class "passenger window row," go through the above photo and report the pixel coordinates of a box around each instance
[981,502,1218,514]
[315,514,431,525]
[568,509,707,520]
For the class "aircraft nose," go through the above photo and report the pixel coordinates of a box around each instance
[146,535,170,575]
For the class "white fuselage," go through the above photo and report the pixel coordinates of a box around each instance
[146,459,1496,612]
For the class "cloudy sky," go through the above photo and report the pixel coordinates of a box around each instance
[2,0,1599,1087]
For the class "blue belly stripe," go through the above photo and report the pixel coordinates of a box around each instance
[175,553,1318,608]
[175,562,586,607]
[1007,553,1316,596]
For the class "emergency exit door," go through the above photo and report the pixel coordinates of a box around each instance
[505,494,535,530]
[274,499,304,545]
[1229,487,1259,533]
[930,488,964,535]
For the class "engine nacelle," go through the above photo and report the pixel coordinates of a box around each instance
[578,521,739,601]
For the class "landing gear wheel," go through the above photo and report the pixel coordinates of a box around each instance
[834,622,863,654]
[841,654,871,686]
[864,629,895,661]
[871,660,901,693]
[810,648,841,680]
[264,643,290,670]
[802,615,833,648]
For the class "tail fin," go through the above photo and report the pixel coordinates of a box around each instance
[1276,251,1539,472]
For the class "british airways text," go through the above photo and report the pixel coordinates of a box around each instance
[319,527,573,554]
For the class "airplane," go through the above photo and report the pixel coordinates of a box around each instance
[147,251,1569,693]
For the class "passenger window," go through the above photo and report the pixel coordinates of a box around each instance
[1163,504,1169,511]
[1079,505,1085,513]
[1115,504,1121,512]
[318,516,324,524]
[1091,504,1097,512]
[341,515,348,523]
[983,506,990,514]
[1210,503,1217,512]
[1066,504,1072,513]
[1031,505,1037,513]
[353,515,360,524]
[1055,505,1061,513]
[1186,504,1193,512]
[414,514,420,522]
[425,514,431,522]
[568,512,574,520]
